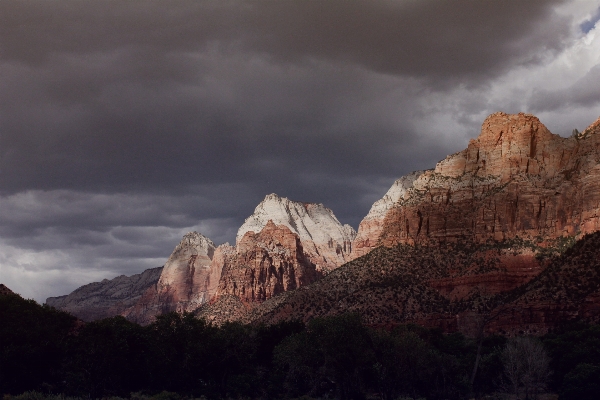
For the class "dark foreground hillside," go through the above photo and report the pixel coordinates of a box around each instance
[3,288,600,399]
[200,232,599,338]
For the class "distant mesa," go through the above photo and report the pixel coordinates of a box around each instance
[46,267,163,322]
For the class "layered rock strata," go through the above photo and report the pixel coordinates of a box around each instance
[46,266,163,322]
[238,194,356,272]
[203,113,600,335]
[355,112,600,248]
[124,232,230,325]
[351,170,426,258]
[215,220,320,304]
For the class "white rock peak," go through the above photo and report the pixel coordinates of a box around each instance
[168,231,216,262]
[363,170,426,221]
[236,193,356,247]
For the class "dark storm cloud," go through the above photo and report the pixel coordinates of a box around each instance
[1,0,570,195]
[1,0,569,77]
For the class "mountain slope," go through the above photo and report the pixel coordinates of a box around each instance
[199,112,600,333]
[46,266,162,322]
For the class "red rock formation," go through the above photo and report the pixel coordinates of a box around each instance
[351,171,424,258]
[372,112,600,247]
[237,194,356,272]
[124,233,232,325]
[215,220,320,304]
[229,113,600,336]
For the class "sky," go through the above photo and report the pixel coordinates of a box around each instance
[2,0,600,303]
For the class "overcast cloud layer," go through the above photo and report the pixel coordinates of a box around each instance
[1,0,600,303]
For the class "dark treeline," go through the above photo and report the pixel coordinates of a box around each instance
[2,293,600,400]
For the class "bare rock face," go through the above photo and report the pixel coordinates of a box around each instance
[218,113,600,336]
[45,267,163,322]
[215,220,320,304]
[351,170,426,258]
[367,112,600,246]
[124,232,227,325]
[237,193,356,272]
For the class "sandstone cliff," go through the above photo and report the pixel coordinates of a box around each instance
[45,266,162,322]
[238,193,356,272]
[46,191,355,324]
[124,232,229,325]
[352,112,600,251]
[215,220,320,304]
[206,113,600,335]
[351,170,426,258]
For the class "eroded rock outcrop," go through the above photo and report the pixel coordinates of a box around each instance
[124,232,229,325]
[360,112,600,247]
[215,220,320,304]
[351,170,425,258]
[229,113,600,335]
[238,194,356,272]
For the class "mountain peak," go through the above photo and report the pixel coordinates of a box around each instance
[237,194,356,271]
[170,231,215,261]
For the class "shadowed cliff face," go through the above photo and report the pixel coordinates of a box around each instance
[352,112,600,256]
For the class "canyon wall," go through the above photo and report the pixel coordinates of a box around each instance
[353,112,600,255]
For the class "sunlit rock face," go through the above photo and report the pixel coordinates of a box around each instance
[351,170,426,258]
[215,220,320,304]
[124,232,228,325]
[155,232,216,310]
[365,112,600,246]
[237,193,356,272]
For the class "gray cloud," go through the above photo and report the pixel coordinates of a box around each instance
[530,64,600,112]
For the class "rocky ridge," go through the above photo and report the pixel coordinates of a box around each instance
[237,193,357,272]
[46,112,600,335]
[122,232,230,325]
[376,112,600,246]
[201,112,600,334]
[46,267,163,322]
[48,195,352,324]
